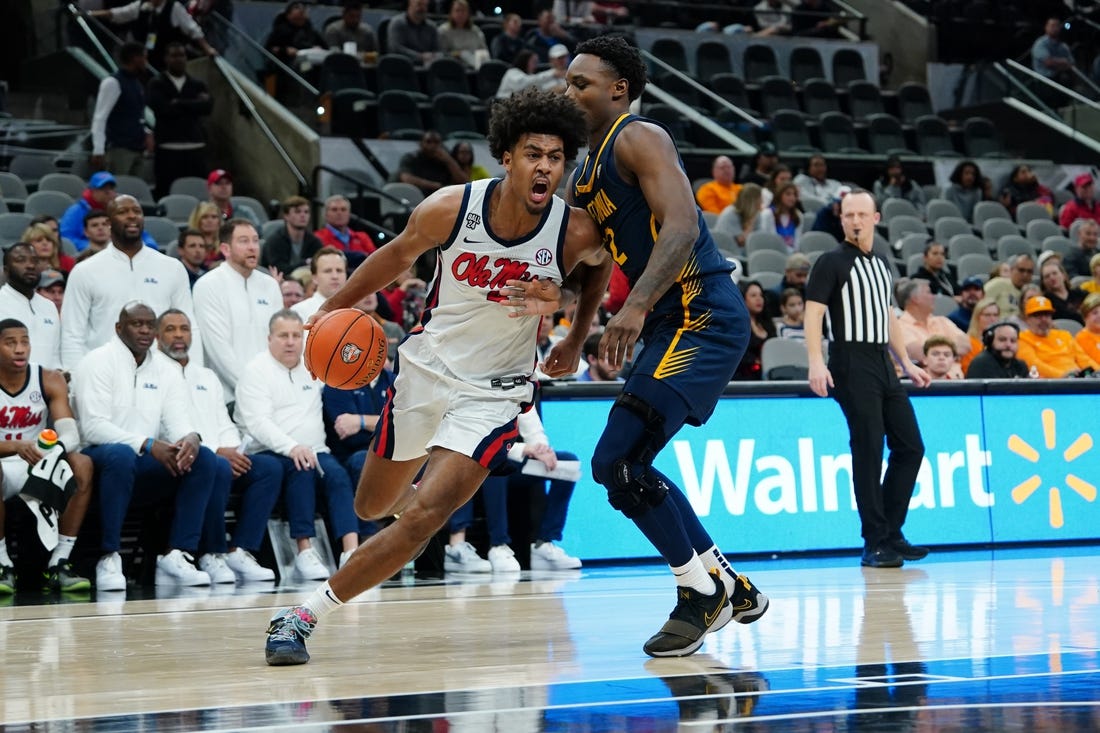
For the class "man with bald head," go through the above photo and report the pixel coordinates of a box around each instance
[72,302,219,591]
[60,194,201,371]
[695,155,742,215]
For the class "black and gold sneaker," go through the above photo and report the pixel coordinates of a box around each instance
[643,569,732,658]
[730,573,769,624]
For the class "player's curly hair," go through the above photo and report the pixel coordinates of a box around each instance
[488,87,587,162]
[574,34,647,101]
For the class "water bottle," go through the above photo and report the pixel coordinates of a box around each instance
[37,428,59,452]
[1028,365,1039,379]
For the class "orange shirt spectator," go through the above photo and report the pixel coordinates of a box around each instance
[695,155,742,215]
[1075,292,1100,363]
[1016,296,1100,377]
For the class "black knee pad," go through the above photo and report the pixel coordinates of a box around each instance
[606,460,669,518]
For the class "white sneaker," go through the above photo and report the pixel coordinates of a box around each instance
[96,552,127,591]
[197,553,237,584]
[155,550,211,586]
[488,544,521,573]
[224,548,275,582]
[339,549,354,568]
[444,542,491,573]
[529,541,582,570]
[294,547,331,581]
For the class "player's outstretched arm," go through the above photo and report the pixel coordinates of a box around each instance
[316,186,465,317]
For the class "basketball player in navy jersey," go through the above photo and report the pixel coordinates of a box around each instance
[562,35,769,657]
[265,88,611,665]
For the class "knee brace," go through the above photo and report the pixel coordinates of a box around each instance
[606,461,670,518]
[592,392,670,518]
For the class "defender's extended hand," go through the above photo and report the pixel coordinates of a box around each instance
[500,278,562,317]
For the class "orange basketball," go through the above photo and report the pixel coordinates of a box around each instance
[305,308,389,389]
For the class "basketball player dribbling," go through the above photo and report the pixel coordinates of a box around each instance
[265,88,611,665]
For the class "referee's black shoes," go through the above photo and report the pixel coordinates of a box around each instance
[891,537,930,561]
[861,543,904,568]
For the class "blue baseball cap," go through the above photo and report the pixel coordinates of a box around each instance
[88,171,117,189]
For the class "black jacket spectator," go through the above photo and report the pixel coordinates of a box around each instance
[966,350,1030,379]
[261,225,323,278]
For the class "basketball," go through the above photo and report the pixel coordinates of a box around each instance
[305,308,389,389]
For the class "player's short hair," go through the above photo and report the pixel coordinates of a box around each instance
[310,246,347,274]
[157,308,190,329]
[0,318,28,337]
[219,217,257,245]
[487,87,586,163]
[281,195,310,214]
[269,308,303,331]
[573,34,647,101]
[83,209,110,226]
[923,334,956,356]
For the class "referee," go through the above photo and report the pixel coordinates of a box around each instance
[804,190,931,568]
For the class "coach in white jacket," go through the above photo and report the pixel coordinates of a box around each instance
[193,218,283,399]
[234,309,359,581]
[72,302,217,591]
[0,243,61,369]
[60,196,201,371]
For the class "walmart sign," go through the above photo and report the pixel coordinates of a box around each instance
[542,393,1099,560]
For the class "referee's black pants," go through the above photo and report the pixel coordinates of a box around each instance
[828,343,924,549]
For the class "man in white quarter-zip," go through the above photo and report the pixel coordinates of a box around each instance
[72,302,218,591]
[60,195,202,372]
[291,247,347,324]
[234,310,359,582]
[0,243,61,370]
[193,218,283,400]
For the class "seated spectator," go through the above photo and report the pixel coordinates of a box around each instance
[36,270,66,315]
[872,156,926,218]
[740,143,779,187]
[1075,293,1100,363]
[0,247,61,370]
[966,321,1030,379]
[961,296,1000,374]
[491,13,526,62]
[943,160,990,224]
[323,0,377,57]
[759,182,802,252]
[452,141,490,182]
[496,48,567,98]
[439,0,488,67]
[1016,296,1099,377]
[395,130,469,198]
[790,0,841,37]
[292,247,347,323]
[577,331,622,381]
[72,302,218,590]
[695,155,742,215]
[999,164,1054,218]
[281,277,306,309]
[75,210,114,263]
[524,9,575,63]
[188,201,223,259]
[1059,173,1100,229]
[948,275,985,332]
[1081,253,1100,295]
[793,154,842,202]
[21,223,75,274]
[58,172,118,252]
[176,228,210,288]
[0,318,94,594]
[1031,17,1075,84]
[1039,256,1086,323]
[734,280,776,380]
[775,287,805,340]
[387,0,440,65]
[811,186,850,243]
[265,1,327,70]
[984,253,1034,320]
[922,335,962,380]
[897,278,971,368]
[206,169,261,225]
[313,195,377,268]
[260,196,324,278]
[156,309,282,582]
[715,183,764,249]
[1064,218,1098,279]
[446,408,582,574]
[235,310,360,578]
[761,164,792,208]
[910,241,956,296]
[754,0,794,37]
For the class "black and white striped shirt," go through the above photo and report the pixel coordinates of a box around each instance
[805,242,893,344]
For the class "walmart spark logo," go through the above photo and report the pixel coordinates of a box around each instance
[1008,409,1097,528]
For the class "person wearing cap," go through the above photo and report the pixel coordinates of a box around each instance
[947,275,985,332]
[386,0,440,65]
[965,321,1030,379]
[58,172,118,252]
[695,155,742,215]
[88,41,151,177]
[1074,292,1100,364]
[205,169,261,226]
[1064,218,1098,279]
[909,241,955,297]
[0,243,63,369]
[147,41,212,199]
[793,154,842,203]
[1058,173,1100,228]
[36,269,66,315]
[496,48,567,98]
[1016,295,1099,378]
[740,143,778,187]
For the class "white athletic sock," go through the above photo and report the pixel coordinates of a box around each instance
[702,544,738,594]
[671,553,717,595]
[303,581,345,621]
[50,535,77,566]
[0,538,11,567]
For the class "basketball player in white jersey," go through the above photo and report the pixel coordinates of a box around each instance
[0,319,94,594]
[266,88,611,665]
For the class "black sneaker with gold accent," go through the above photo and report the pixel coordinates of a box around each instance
[730,573,769,624]
[643,569,732,658]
